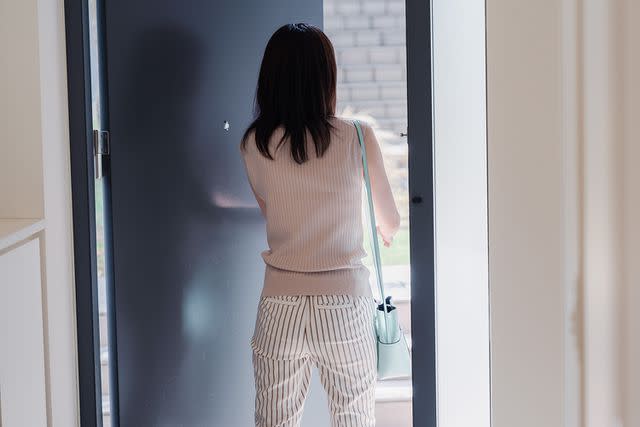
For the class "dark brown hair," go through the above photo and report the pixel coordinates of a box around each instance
[241,23,337,164]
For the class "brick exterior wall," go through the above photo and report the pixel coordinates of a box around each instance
[324,1,410,254]
[324,0,408,137]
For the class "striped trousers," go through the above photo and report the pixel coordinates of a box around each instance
[250,295,377,427]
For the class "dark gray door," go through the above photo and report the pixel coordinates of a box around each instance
[102,2,323,425]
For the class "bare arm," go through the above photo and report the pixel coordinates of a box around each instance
[362,124,401,246]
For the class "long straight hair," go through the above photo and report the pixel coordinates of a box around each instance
[241,23,337,164]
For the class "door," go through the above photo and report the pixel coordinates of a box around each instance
[101,2,323,426]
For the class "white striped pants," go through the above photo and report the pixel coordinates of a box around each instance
[250,295,377,427]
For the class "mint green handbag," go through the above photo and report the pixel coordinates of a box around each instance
[354,120,412,380]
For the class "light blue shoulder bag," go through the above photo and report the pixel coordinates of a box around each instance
[353,120,412,380]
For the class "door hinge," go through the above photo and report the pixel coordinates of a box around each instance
[93,130,110,179]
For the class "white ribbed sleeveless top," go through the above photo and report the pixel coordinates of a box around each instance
[240,117,372,296]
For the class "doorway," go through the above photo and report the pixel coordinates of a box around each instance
[323,2,412,425]
[66,0,437,425]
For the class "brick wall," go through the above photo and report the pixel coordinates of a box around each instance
[324,0,407,136]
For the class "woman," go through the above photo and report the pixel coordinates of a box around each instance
[240,23,401,427]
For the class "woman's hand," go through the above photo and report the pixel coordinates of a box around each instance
[377,225,395,247]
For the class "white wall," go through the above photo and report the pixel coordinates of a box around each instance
[581,0,622,425]
[0,0,44,218]
[560,1,582,425]
[0,237,48,426]
[486,0,640,426]
[37,0,80,425]
[580,2,640,426]
[486,0,566,426]
[1,0,79,425]
[622,2,640,425]
[431,1,490,426]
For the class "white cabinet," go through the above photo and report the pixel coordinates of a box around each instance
[0,223,48,427]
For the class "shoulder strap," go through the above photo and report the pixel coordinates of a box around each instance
[353,120,390,317]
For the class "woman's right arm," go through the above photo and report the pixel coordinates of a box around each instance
[240,144,267,217]
[362,123,401,246]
